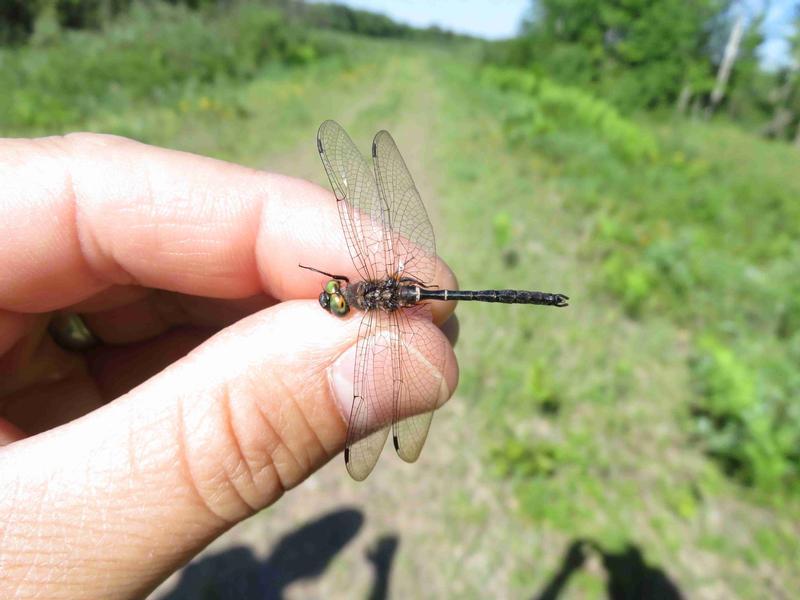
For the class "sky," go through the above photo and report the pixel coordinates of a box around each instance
[325,0,530,39]
[756,0,797,69]
[325,0,797,69]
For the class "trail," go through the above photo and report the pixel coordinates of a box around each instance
[151,52,501,599]
[151,49,527,599]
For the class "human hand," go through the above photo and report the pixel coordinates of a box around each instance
[0,134,458,598]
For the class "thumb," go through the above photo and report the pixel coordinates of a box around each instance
[0,300,457,599]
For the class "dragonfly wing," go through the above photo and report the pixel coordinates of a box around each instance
[344,310,394,481]
[318,120,388,281]
[391,304,447,463]
[372,129,437,285]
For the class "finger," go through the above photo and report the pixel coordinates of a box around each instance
[441,313,460,347]
[0,316,81,399]
[87,327,212,400]
[0,134,457,324]
[0,418,26,446]
[0,328,210,433]
[1,369,102,436]
[81,292,273,344]
[0,301,458,598]
[65,285,152,313]
[0,310,32,356]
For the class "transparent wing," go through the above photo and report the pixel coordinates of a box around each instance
[344,310,394,481]
[391,304,447,463]
[372,130,437,285]
[318,120,388,281]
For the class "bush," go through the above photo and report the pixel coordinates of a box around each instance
[691,336,799,493]
[0,2,331,130]
[482,66,658,164]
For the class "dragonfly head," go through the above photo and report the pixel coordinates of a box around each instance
[320,280,349,317]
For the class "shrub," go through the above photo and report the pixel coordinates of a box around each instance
[482,66,658,164]
[690,336,799,493]
[0,2,332,130]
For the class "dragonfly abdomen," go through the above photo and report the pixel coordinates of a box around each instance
[419,288,569,307]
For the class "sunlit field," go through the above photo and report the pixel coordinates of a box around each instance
[3,2,798,597]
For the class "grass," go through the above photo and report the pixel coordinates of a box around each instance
[476,66,800,500]
[4,5,799,596]
[432,59,800,594]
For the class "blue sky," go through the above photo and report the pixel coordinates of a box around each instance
[756,0,797,68]
[326,0,797,69]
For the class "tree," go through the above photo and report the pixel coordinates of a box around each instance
[518,0,729,110]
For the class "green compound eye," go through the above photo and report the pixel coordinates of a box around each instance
[325,280,341,295]
[329,292,349,316]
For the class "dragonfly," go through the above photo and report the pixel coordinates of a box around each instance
[301,120,568,481]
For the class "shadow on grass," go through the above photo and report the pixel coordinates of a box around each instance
[162,507,398,600]
[534,539,684,600]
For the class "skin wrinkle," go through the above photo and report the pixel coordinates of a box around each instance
[250,370,300,497]
[268,375,309,489]
[62,134,137,291]
[239,373,285,503]
[217,378,261,515]
[286,367,332,469]
[273,368,321,478]
[63,141,108,299]
[173,394,227,526]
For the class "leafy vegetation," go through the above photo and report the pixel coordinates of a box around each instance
[0,2,332,131]
[483,66,659,163]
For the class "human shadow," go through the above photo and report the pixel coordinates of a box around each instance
[534,539,684,600]
[162,507,372,600]
[366,534,399,600]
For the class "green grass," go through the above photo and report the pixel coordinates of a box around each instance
[477,66,800,500]
[5,6,799,595]
[433,58,800,594]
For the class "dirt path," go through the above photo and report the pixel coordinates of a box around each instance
[151,48,680,600]
[151,53,509,599]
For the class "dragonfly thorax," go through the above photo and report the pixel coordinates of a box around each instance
[343,279,420,313]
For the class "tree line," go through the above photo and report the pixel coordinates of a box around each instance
[0,0,466,45]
